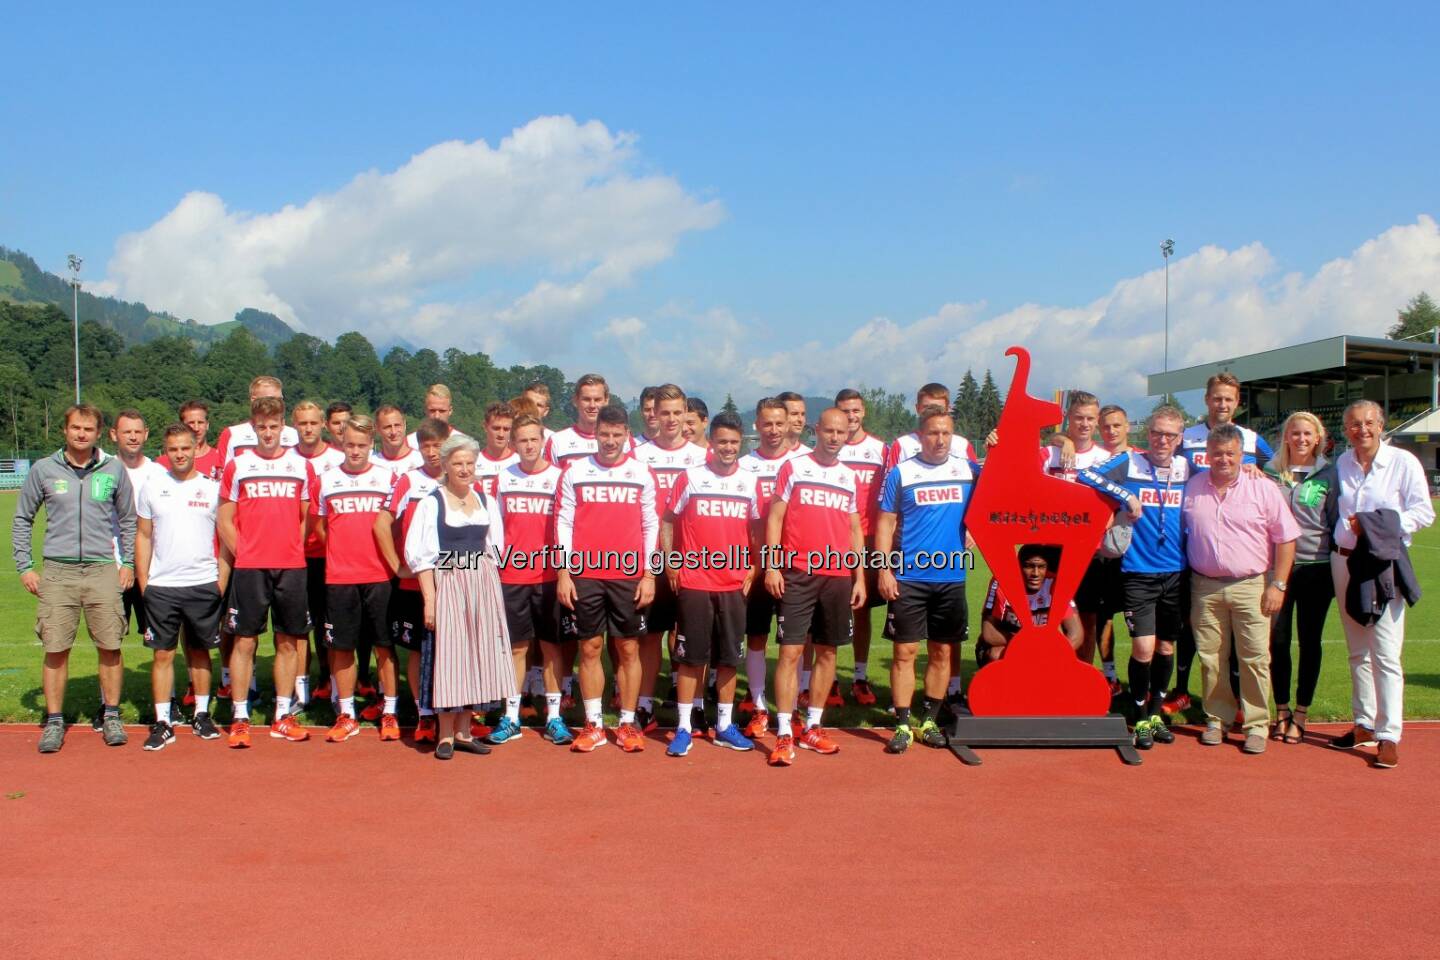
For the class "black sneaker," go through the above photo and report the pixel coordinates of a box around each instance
[1133,717,1155,750]
[635,706,656,733]
[1148,713,1175,745]
[691,705,711,738]
[192,712,221,740]
[91,712,104,733]
[143,721,175,751]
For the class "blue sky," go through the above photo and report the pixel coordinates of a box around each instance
[5,4,1439,406]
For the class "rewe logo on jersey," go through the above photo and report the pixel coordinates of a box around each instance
[798,487,849,510]
[328,494,385,514]
[241,479,301,498]
[1189,451,1210,467]
[915,485,966,505]
[1138,487,1183,508]
[579,485,638,504]
[505,494,554,514]
[694,498,749,518]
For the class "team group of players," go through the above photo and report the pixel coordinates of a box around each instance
[27,372,1229,764]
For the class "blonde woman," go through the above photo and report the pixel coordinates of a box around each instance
[404,434,516,759]
[1264,412,1339,743]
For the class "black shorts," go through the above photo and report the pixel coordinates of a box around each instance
[122,583,149,635]
[888,579,968,645]
[1123,571,1185,639]
[503,581,558,645]
[324,581,393,652]
[646,575,678,634]
[388,587,429,652]
[227,567,311,638]
[572,577,647,638]
[776,571,853,647]
[1076,556,1123,617]
[745,588,779,638]
[675,589,746,667]
[142,583,223,651]
[306,556,327,639]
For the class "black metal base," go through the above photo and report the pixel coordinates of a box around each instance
[947,714,1141,766]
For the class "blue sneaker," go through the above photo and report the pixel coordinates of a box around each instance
[485,716,523,745]
[667,728,693,757]
[711,724,755,752]
[542,717,573,745]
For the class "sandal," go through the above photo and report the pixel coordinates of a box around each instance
[1272,705,1291,741]
[1284,706,1307,744]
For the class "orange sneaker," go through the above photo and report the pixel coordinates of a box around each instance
[470,719,493,739]
[743,710,770,739]
[560,691,575,711]
[356,680,378,698]
[413,716,438,743]
[326,715,361,742]
[769,734,796,766]
[217,683,233,700]
[228,718,252,748]
[1161,691,1191,716]
[379,713,401,741]
[825,681,844,708]
[616,723,646,753]
[797,690,811,710]
[852,679,877,706]
[359,702,383,722]
[313,680,332,700]
[739,693,756,714]
[271,714,310,742]
[798,725,840,755]
[519,698,539,721]
[571,721,608,753]
[791,716,806,740]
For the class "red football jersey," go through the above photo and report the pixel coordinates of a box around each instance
[737,446,805,517]
[774,454,858,577]
[316,463,395,584]
[633,438,708,516]
[220,449,314,570]
[386,466,444,591]
[475,448,520,498]
[555,454,658,581]
[838,433,886,537]
[495,461,562,585]
[667,464,759,591]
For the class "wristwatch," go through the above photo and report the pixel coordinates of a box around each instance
[1271,579,1288,591]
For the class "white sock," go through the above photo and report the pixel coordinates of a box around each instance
[195,694,211,713]
[329,675,339,704]
[155,701,171,724]
[1102,660,1118,681]
[276,695,293,718]
[777,711,792,735]
[545,692,561,721]
[249,676,258,694]
[564,674,575,694]
[505,696,521,723]
[418,706,435,717]
[854,661,868,682]
[691,698,703,712]
[222,666,231,686]
[947,677,963,696]
[584,698,603,726]
[707,668,717,687]
[232,699,249,720]
[678,707,693,732]
[717,702,734,731]
[800,669,811,690]
[339,697,355,718]
[384,696,398,714]
[638,695,653,712]
[807,706,824,729]
[295,675,310,705]
[746,649,767,708]
[525,666,543,695]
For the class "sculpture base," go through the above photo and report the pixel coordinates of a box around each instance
[947,714,1141,766]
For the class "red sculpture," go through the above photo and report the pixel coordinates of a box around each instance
[965,347,1113,717]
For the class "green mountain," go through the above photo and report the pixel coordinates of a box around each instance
[0,246,296,350]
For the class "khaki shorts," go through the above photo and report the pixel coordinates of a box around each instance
[35,561,125,653]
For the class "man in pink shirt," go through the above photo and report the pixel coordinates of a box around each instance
[1182,424,1300,754]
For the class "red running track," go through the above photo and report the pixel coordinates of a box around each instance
[2,722,1437,959]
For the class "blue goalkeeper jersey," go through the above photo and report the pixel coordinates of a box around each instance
[878,455,976,582]
[1180,421,1273,472]
[1078,451,1190,575]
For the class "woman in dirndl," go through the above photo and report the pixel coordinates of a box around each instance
[405,433,517,760]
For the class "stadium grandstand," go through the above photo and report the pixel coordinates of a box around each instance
[1148,331,1440,491]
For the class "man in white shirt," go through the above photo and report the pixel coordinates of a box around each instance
[112,409,169,644]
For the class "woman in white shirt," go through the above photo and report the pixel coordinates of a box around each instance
[404,434,516,759]
[1328,400,1435,768]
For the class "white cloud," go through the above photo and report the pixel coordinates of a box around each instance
[102,116,724,354]
[650,216,1440,408]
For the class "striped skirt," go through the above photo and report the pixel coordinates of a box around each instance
[429,556,516,709]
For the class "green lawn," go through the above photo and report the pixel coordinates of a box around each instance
[2,490,1437,725]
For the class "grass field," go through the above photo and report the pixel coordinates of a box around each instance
[1,490,1437,725]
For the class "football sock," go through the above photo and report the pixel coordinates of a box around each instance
[776,711,792,735]
[545,693,562,721]
[947,676,963,697]
[800,668,811,690]
[745,648,767,708]
[619,709,636,725]
[924,696,943,721]
[276,695,293,718]
[383,695,399,714]
[1128,657,1151,715]
[678,707,693,732]
[895,705,910,725]
[584,698,603,726]
[505,695,521,723]
[339,697,355,718]
[195,694,211,714]
[232,699,250,721]
[717,702,734,731]
[1102,658,1118,681]
[1150,652,1174,713]
[806,706,824,729]
[294,675,310,705]
[155,701,171,724]
[525,666,543,695]
[854,661,868,682]
[638,695,653,712]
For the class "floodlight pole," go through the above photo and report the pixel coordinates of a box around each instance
[67,254,82,402]
[1160,239,1175,372]
[1432,325,1438,412]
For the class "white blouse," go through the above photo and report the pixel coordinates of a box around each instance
[404,488,506,573]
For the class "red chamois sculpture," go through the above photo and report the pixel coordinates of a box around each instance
[965,346,1114,716]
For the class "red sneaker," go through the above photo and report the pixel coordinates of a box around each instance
[326,715,361,742]
[616,723,646,753]
[470,719,493,739]
[769,734,796,766]
[378,713,401,741]
[216,683,233,700]
[356,680,378,698]
[1107,678,1124,698]
[743,710,770,739]
[852,679,877,706]
[228,718,252,748]
[1161,691,1191,716]
[560,691,576,711]
[413,716,438,743]
[181,684,197,708]
[519,698,539,721]
[797,690,811,710]
[571,721,608,753]
[797,725,840,755]
[313,680,332,700]
[791,716,806,740]
[825,681,844,708]
[359,702,383,722]
[270,714,310,742]
[739,693,756,713]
